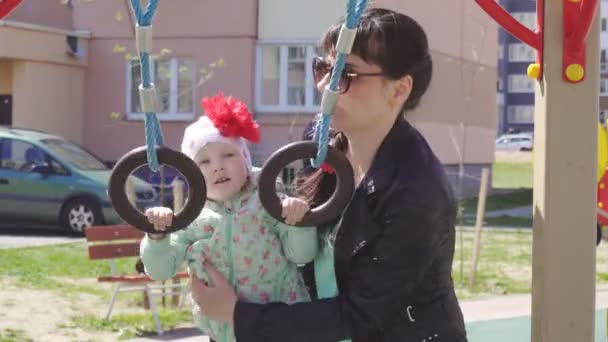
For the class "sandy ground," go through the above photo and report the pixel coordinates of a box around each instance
[0,279,118,341]
[0,276,192,342]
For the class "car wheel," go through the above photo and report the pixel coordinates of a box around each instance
[60,198,103,235]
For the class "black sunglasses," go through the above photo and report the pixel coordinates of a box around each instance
[312,57,385,94]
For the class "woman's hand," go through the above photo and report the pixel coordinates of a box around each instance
[191,259,237,324]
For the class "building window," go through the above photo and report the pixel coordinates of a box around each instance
[601,78,608,95]
[512,12,536,30]
[508,74,535,93]
[508,43,536,62]
[498,45,504,60]
[255,43,323,113]
[126,57,196,121]
[602,18,607,32]
[507,105,535,124]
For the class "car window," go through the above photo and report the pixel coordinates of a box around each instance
[49,158,69,175]
[0,139,47,173]
[41,139,108,171]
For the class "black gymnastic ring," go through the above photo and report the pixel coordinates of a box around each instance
[108,146,206,233]
[259,141,354,227]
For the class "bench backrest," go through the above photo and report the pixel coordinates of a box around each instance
[85,225,145,260]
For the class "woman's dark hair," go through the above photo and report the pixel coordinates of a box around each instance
[321,7,433,113]
[296,123,349,229]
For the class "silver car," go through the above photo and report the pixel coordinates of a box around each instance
[495,133,534,151]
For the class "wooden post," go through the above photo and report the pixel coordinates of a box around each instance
[469,167,489,288]
[171,179,186,307]
[173,179,185,213]
[126,177,150,309]
[531,1,598,341]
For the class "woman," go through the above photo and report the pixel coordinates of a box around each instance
[190,8,468,341]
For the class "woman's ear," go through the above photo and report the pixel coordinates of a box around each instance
[393,74,413,105]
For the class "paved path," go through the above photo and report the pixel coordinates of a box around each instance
[0,227,82,249]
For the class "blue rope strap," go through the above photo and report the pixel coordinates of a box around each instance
[130,0,164,172]
[312,0,368,168]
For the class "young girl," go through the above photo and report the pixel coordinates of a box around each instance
[139,92,317,342]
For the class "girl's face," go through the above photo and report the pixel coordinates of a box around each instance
[194,142,248,202]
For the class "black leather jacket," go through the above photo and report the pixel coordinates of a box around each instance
[235,117,467,342]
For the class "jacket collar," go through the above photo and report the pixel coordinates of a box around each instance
[359,116,414,197]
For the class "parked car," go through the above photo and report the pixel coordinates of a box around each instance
[0,127,156,235]
[495,133,534,151]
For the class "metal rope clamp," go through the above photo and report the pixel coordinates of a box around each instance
[108,10,207,233]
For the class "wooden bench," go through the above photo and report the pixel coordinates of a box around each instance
[85,224,189,336]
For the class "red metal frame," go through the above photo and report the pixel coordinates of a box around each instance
[475,0,598,83]
[475,0,543,79]
[563,0,599,83]
[0,0,23,20]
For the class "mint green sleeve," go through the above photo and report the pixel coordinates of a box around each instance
[265,213,319,265]
[139,227,195,280]
[258,175,318,264]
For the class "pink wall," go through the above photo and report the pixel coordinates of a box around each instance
[82,38,255,161]
[7,0,73,31]
[75,0,258,161]
[73,0,257,38]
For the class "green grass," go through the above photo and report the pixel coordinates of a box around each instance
[460,189,533,227]
[4,228,607,337]
[0,242,193,338]
[0,329,32,342]
[453,228,608,300]
[461,215,532,228]
[492,162,533,189]
[462,189,532,215]
[458,162,534,227]
[0,242,136,296]
[452,229,534,299]
[62,310,192,340]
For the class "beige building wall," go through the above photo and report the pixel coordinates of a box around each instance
[12,61,86,144]
[5,0,74,31]
[72,0,258,161]
[0,0,498,186]
[0,18,89,144]
[255,0,498,169]
[258,0,348,40]
[379,0,498,165]
[0,60,12,93]
[0,24,88,67]
[81,38,255,161]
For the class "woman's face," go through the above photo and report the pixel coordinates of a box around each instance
[315,53,402,133]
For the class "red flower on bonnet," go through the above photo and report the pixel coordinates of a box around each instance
[201,91,260,143]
